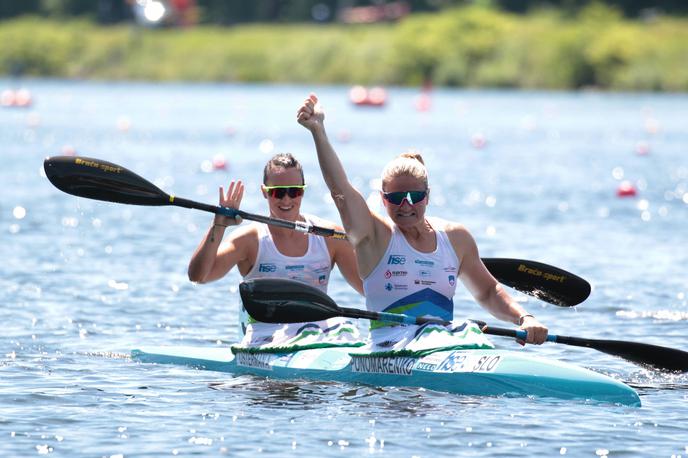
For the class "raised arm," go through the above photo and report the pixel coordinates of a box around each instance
[188,180,248,283]
[296,94,375,247]
[448,223,549,345]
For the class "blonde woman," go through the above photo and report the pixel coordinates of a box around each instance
[297,93,547,352]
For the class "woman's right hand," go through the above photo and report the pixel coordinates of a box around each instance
[297,93,324,133]
[214,180,244,226]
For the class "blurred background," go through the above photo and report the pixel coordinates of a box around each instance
[1,0,687,91]
[2,2,688,457]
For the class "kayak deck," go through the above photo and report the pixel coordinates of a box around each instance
[131,345,641,406]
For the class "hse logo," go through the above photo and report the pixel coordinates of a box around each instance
[258,263,277,272]
[387,255,406,265]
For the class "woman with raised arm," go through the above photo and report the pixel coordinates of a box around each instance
[188,152,364,351]
[297,93,547,352]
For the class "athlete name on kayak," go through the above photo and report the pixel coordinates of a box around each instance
[352,356,415,376]
[236,352,274,371]
[518,264,566,283]
[74,157,122,174]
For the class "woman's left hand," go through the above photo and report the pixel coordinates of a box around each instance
[519,316,548,345]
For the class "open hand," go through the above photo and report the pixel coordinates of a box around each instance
[215,180,244,226]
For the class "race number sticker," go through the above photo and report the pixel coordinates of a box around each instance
[435,352,501,373]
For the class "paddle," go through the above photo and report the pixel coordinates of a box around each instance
[43,155,347,239]
[481,258,589,307]
[239,278,688,372]
[43,155,590,307]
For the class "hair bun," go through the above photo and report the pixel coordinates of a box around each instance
[399,151,425,165]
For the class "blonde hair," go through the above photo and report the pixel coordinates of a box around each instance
[381,152,428,190]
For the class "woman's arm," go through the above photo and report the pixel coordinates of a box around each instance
[297,94,374,245]
[297,93,389,276]
[188,180,247,283]
[448,223,549,344]
[329,236,364,295]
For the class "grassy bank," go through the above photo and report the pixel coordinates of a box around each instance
[2,5,687,91]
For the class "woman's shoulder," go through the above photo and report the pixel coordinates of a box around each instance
[427,216,468,234]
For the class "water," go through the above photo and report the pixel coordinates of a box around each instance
[2,79,688,457]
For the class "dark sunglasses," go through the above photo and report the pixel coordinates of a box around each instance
[263,185,306,199]
[382,190,427,206]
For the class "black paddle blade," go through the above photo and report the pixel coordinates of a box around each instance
[558,336,688,372]
[482,258,591,307]
[239,278,341,323]
[44,155,169,206]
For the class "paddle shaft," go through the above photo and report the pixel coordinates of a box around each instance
[330,306,688,372]
[170,196,346,239]
[240,278,688,372]
[44,155,590,306]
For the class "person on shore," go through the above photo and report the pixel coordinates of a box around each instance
[297,93,548,352]
[188,152,364,349]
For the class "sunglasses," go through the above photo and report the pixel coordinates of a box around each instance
[263,185,307,199]
[382,190,427,206]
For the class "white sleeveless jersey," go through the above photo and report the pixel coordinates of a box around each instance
[238,215,360,349]
[363,217,460,330]
[243,215,331,291]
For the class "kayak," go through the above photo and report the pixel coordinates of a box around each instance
[131,345,641,406]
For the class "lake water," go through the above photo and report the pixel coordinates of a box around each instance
[2,79,688,457]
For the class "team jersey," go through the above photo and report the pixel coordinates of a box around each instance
[237,215,360,350]
[363,217,460,331]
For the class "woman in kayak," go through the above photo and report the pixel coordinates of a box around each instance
[297,93,548,352]
[188,152,364,350]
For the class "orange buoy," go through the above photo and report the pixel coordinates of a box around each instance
[635,142,650,156]
[1,89,33,108]
[471,132,487,149]
[366,86,387,106]
[415,93,431,112]
[349,85,386,107]
[616,181,637,197]
[212,154,227,170]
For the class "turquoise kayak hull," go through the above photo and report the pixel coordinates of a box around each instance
[131,345,640,406]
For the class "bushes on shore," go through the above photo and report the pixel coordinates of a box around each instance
[1,5,686,91]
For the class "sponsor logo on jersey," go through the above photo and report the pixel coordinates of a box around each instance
[387,255,406,265]
[258,263,277,272]
[285,265,305,271]
[414,259,434,267]
[385,269,407,278]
